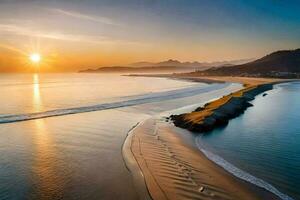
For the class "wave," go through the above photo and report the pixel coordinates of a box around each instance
[195,139,294,200]
[0,83,230,124]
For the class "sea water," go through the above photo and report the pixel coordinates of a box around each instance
[196,82,300,200]
[0,73,241,199]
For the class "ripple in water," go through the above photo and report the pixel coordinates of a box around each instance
[195,82,300,199]
[196,141,294,200]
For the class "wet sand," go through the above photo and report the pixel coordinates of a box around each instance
[128,73,288,85]
[128,118,279,200]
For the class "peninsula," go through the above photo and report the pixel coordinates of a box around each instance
[170,83,273,133]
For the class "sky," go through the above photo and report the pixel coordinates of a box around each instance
[0,0,300,72]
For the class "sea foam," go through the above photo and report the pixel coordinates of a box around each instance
[0,83,230,124]
[196,138,294,200]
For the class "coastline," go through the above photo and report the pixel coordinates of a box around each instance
[122,122,153,200]
[126,117,279,200]
[170,83,274,133]
[123,75,298,200]
[168,75,298,133]
[126,74,226,84]
[126,73,291,85]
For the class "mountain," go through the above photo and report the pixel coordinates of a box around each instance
[130,59,205,68]
[79,66,197,73]
[79,58,254,73]
[201,49,300,78]
[130,61,156,67]
[79,59,209,73]
[204,58,255,66]
[130,59,253,68]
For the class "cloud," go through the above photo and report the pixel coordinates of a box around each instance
[0,23,107,43]
[50,8,119,26]
[0,43,25,54]
[0,23,144,46]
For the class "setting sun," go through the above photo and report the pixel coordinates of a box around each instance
[30,53,41,63]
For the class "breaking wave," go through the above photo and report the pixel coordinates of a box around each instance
[0,83,230,124]
[196,138,294,200]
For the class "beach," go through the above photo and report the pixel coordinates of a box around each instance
[127,118,279,200]
[128,73,288,85]
[124,75,296,200]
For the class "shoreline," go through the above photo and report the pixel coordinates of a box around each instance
[126,73,295,85]
[122,122,153,200]
[126,74,226,84]
[167,74,298,134]
[125,117,280,200]
[123,75,298,200]
[170,83,274,133]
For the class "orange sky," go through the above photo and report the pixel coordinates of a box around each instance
[0,1,299,72]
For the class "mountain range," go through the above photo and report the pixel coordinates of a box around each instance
[200,49,300,78]
[79,58,253,73]
[130,58,254,68]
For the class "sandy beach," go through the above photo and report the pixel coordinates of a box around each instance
[127,118,279,200]
[124,76,297,200]
[128,73,288,85]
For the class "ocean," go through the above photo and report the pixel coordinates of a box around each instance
[0,73,241,199]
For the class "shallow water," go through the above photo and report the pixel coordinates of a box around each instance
[0,73,241,200]
[0,73,197,115]
[196,82,300,200]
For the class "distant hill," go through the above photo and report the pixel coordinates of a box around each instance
[130,59,253,68]
[200,49,300,78]
[79,58,253,73]
[130,59,204,68]
[79,66,198,73]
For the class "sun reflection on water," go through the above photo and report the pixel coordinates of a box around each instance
[31,119,64,199]
[33,74,42,112]
[31,77,65,198]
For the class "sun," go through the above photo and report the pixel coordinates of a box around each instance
[29,53,41,63]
